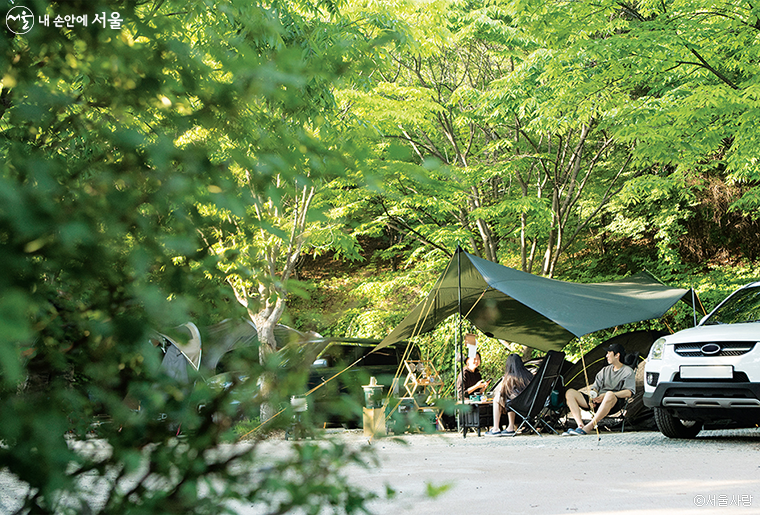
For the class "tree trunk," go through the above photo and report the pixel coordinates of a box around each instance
[249,295,287,423]
[527,238,538,274]
[541,187,560,277]
[218,181,316,424]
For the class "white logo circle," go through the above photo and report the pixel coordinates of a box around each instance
[6,6,34,35]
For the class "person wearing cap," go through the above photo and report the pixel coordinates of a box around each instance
[562,343,635,436]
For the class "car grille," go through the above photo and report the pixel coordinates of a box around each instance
[674,341,756,357]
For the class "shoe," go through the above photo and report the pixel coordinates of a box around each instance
[499,430,516,437]
[485,429,502,436]
[569,427,587,436]
[560,428,577,436]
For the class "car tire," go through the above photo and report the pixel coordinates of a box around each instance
[654,407,703,439]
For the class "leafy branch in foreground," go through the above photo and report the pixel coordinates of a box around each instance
[0,0,380,513]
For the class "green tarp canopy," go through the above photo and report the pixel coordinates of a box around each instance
[377,248,692,353]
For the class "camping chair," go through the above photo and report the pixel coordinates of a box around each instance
[587,352,644,433]
[505,350,565,436]
[599,397,632,432]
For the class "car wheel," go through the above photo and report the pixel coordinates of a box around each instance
[653,407,703,439]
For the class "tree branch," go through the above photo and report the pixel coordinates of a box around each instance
[685,48,738,90]
[380,202,452,257]
[561,154,638,253]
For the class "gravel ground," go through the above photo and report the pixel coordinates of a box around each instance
[231,426,760,515]
[3,428,760,515]
[313,427,760,515]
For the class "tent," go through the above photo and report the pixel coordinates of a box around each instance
[377,248,693,353]
[562,329,668,430]
[155,319,305,384]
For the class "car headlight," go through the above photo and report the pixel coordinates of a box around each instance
[649,338,666,360]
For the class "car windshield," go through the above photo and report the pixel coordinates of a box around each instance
[703,286,760,325]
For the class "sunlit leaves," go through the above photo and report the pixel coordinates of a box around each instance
[503,0,760,207]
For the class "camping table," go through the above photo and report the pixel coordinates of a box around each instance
[458,400,493,438]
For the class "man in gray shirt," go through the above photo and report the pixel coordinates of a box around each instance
[562,343,635,436]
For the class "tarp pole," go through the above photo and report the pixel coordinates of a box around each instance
[691,287,697,327]
[457,246,464,434]
[578,341,600,443]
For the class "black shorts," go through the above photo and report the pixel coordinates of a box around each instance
[581,393,626,414]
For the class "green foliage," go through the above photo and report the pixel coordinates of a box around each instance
[501,0,760,211]
[290,268,438,337]
[318,0,760,283]
[595,174,698,275]
[331,0,658,276]
[0,0,381,513]
[232,417,264,439]
[425,482,452,498]
[291,0,760,400]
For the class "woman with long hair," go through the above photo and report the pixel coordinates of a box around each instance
[486,354,534,436]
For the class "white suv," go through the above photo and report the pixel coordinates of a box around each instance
[644,281,760,438]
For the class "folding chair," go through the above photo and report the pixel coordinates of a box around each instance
[506,350,565,436]
[595,352,643,433]
[600,397,631,432]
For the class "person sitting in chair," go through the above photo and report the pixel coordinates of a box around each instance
[486,353,534,436]
[456,338,489,400]
[562,343,635,436]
